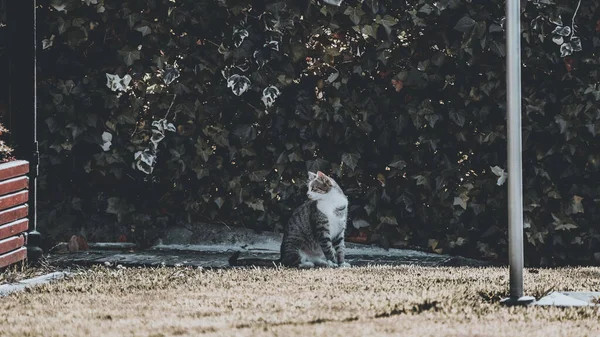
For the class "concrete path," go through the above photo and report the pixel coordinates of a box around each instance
[48,225,489,268]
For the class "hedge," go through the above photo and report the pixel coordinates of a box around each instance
[25,0,600,265]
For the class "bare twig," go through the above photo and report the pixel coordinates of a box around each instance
[164,94,178,119]
[130,122,139,138]
[571,0,582,36]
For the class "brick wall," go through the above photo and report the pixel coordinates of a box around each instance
[0,160,29,268]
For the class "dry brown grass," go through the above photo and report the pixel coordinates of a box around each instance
[1,265,599,337]
[0,258,57,285]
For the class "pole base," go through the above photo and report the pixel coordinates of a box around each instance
[26,230,43,266]
[500,295,536,306]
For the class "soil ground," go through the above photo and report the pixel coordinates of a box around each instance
[1,265,599,337]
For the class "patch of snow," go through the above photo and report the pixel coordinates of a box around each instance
[535,292,600,307]
[0,271,71,297]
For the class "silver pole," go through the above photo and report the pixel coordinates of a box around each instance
[501,0,534,306]
[506,0,524,299]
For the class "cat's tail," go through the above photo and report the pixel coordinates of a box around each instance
[228,251,281,268]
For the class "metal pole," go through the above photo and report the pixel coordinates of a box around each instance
[500,0,534,306]
[7,0,42,265]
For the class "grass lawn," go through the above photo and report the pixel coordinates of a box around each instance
[1,265,599,337]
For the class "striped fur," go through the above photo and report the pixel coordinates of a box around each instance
[229,171,350,268]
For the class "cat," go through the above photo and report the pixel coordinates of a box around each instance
[229,170,351,268]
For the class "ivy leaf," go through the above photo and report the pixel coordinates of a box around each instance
[306,158,329,172]
[454,16,476,33]
[560,42,573,57]
[134,150,156,174]
[352,219,370,229]
[379,215,398,225]
[214,197,225,209]
[388,159,407,169]
[361,25,377,39]
[552,35,564,45]
[425,114,440,128]
[570,36,582,52]
[453,196,468,210]
[449,109,465,127]
[379,15,397,33]
[163,67,181,85]
[489,41,506,57]
[261,86,281,108]
[127,13,140,29]
[233,28,249,48]
[554,115,569,134]
[227,74,251,96]
[119,47,141,66]
[584,85,600,101]
[134,25,152,37]
[552,213,578,231]
[551,25,571,36]
[232,124,256,144]
[490,166,507,186]
[246,200,265,212]
[418,4,434,16]
[106,74,132,92]
[288,152,303,162]
[46,117,59,133]
[249,170,270,182]
[341,152,361,171]
[106,197,135,222]
[344,7,364,25]
[413,175,429,188]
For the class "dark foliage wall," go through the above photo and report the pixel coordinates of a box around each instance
[31,0,600,265]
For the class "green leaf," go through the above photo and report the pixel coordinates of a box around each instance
[379,15,397,34]
[119,47,141,66]
[449,109,465,127]
[379,215,398,225]
[341,152,361,171]
[344,7,364,25]
[246,200,265,212]
[214,197,225,209]
[388,159,407,169]
[453,196,467,210]
[249,170,270,182]
[134,25,152,37]
[306,159,329,172]
[361,25,378,39]
[489,41,506,57]
[288,152,303,162]
[454,16,476,33]
[413,175,429,187]
[127,14,141,29]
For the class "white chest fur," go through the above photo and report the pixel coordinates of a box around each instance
[316,191,348,239]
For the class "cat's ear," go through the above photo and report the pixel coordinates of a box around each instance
[308,171,317,180]
[317,171,326,178]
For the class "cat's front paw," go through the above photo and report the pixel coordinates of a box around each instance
[326,260,338,268]
[338,262,351,268]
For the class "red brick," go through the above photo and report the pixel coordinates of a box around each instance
[0,205,28,226]
[0,176,28,196]
[0,161,29,182]
[0,235,25,255]
[0,247,27,269]
[0,190,28,212]
[0,219,28,241]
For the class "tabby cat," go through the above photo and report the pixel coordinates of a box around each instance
[229,171,350,268]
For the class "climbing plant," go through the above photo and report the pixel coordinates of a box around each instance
[35,0,600,265]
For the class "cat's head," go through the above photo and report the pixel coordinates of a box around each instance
[306,171,342,200]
